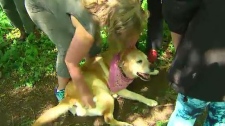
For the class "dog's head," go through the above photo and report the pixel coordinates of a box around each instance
[118,48,151,81]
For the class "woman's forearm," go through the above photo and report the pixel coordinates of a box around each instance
[64,34,93,94]
[66,63,90,93]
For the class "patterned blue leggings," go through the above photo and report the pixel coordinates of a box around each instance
[168,93,225,126]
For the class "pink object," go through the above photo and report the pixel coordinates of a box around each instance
[108,53,134,92]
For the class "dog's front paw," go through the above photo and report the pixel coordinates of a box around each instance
[144,99,158,107]
[112,94,118,98]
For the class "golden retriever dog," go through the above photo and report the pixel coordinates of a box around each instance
[32,48,158,126]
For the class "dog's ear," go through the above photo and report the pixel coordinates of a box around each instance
[118,50,126,65]
[118,47,136,67]
[118,60,125,68]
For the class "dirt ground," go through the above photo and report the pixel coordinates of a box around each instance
[0,70,204,126]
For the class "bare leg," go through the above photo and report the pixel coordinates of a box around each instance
[57,76,70,90]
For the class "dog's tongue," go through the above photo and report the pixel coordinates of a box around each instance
[138,72,150,80]
[108,53,134,92]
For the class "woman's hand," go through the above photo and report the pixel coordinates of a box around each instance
[80,86,96,108]
[69,66,96,109]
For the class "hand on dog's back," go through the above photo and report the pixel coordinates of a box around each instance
[81,89,96,108]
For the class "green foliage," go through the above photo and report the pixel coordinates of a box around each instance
[141,0,148,10]
[0,34,56,87]
[0,9,56,87]
[0,4,174,87]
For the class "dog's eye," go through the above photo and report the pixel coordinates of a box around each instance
[137,60,142,64]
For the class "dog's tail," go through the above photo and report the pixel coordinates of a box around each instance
[32,97,75,126]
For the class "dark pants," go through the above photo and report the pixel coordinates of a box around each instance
[0,0,35,33]
[146,0,163,52]
[140,0,163,54]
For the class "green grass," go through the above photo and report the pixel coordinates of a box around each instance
[0,8,56,87]
[0,3,173,88]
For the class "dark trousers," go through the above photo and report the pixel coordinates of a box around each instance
[140,0,163,54]
[0,0,35,33]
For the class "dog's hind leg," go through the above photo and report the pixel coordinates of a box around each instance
[104,113,133,126]
[100,94,133,126]
[32,97,76,126]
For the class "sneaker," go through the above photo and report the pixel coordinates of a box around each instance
[54,88,65,102]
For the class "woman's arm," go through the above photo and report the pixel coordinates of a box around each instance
[65,15,95,108]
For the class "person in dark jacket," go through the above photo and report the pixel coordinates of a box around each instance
[0,0,37,40]
[163,0,225,125]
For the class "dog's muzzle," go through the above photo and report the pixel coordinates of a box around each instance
[137,72,150,81]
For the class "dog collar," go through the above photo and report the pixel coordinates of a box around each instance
[108,53,134,92]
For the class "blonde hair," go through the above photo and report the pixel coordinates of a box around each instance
[82,0,149,44]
